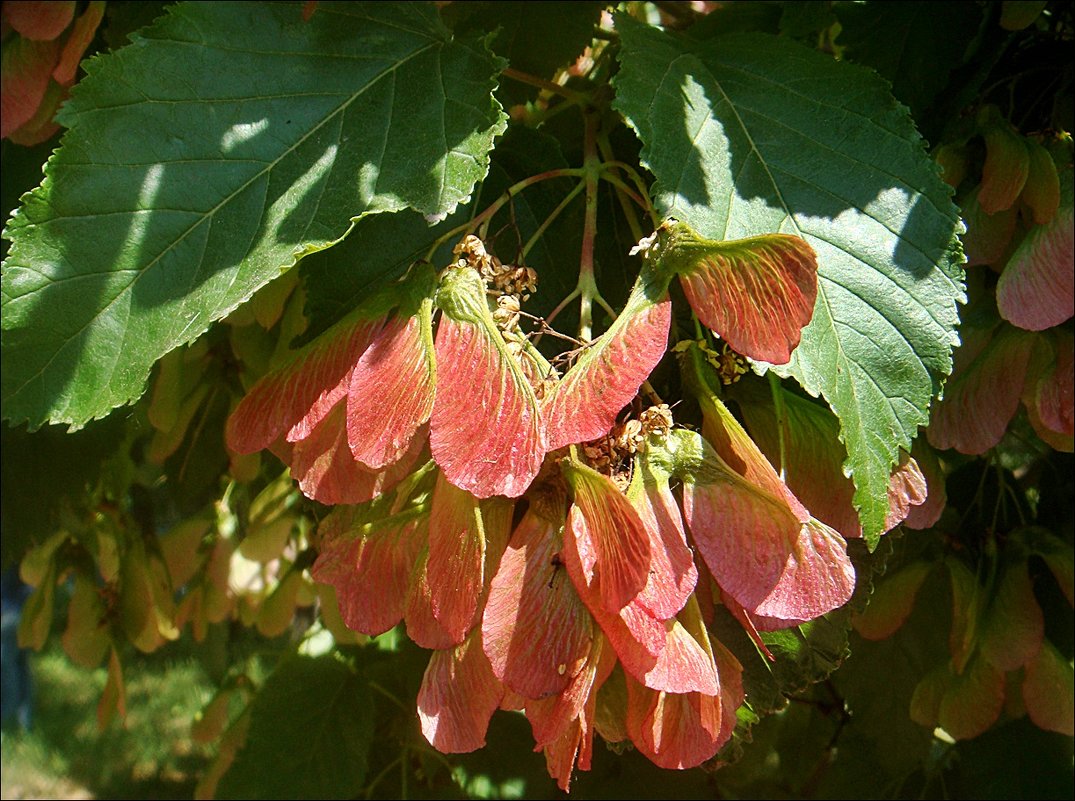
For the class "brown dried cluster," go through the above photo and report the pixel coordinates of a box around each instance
[493,294,521,331]
[449,235,559,398]
[582,404,673,489]
[453,235,537,299]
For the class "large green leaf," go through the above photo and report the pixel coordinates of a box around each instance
[1,1,506,429]
[613,17,964,544]
[217,655,374,800]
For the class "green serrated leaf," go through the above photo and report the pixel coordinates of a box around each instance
[613,18,964,545]
[217,654,374,800]
[761,614,851,687]
[2,1,507,429]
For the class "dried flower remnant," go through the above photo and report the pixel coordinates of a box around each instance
[582,404,673,490]
[672,339,749,386]
[454,234,538,301]
[493,294,522,333]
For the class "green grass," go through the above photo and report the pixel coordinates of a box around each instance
[2,643,216,800]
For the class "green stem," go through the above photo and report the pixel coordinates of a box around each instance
[178,384,219,485]
[956,456,993,534]
[578,270,596,342]
[501,67,591,104]
[599,149,659,227]
[544,286,580,328]
[767,371,789,481]
[577,111,602,341]
[598,171,646,214]
[525,96,581,127]
[594,291,617,320]
[368,680,408,712]
[418,742,457,774]
[1002,477,1028,527]
[386,459,435,515]
[595,136,657,236]
[471,167,584,242]
[693,314,706,342]
[425,168,584,261]
[596,173,644,245]
[989,461,1007,542]
[521,180,586,261]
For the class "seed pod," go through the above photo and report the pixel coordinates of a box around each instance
[62,574,111,668]
[97,648,128,729]
[1021,137,1061,225]
[192,687,235,745]
[256,568,303,638]
[17,558,58,651]
[978,108,1030,214]
[120,545,164,653]
[653,220,818,365]
[934,142,968,189]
